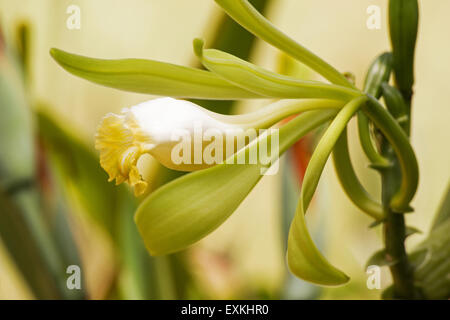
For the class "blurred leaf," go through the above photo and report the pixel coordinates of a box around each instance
[14,23,30,82]
[136,110,336,256]
[38,156,85,294]
[50,48,262,100]
[409,219,450,299]
[47,197,84,276]
[37,110,118,234]
[0,187,77,299]
[0,47,81,299]
[0,55,34,188]
[430,183,450,231]
[407,185,450,299]
[115,189,156,299]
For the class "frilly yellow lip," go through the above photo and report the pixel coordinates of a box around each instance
[95,113,148,196]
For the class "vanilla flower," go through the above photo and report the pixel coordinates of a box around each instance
[95,97,248,196]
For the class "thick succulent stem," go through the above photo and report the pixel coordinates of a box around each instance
[380,140,418,298]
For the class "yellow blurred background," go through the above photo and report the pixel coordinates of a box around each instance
[0,0,448,299]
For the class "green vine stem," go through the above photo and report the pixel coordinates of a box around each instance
[380,0,420,299]
[380,140,417,298]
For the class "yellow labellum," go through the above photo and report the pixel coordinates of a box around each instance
[95,113,149,196]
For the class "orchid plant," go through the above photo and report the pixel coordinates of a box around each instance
[51,0,429,298]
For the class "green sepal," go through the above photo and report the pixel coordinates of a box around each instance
[214,0,352,87]
[195,39,360,101]
[333,129,385,221]
[50,48,262,100]
[287,96,368,286]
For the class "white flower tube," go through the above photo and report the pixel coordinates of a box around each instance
[95,98,246,196]
[96,97,343,196]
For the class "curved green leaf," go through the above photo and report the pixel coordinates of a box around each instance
[332,128,384,220]
[287,96,367,286]
[214,0,352,87]
[194,39,359,101]
[50,48,262,100]
[135,110,337,256]
[357,111,391,169]
[363,97,418,212]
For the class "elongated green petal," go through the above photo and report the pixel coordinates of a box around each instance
[363,97,418,212]
[194,39,359,101]
[332,129,384,220]
[213,98,345,128]
[214,0,352,87]
[357,111,391,169]
[50,48,262,100]
[287,96,367,286]
[135,110,337,256]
